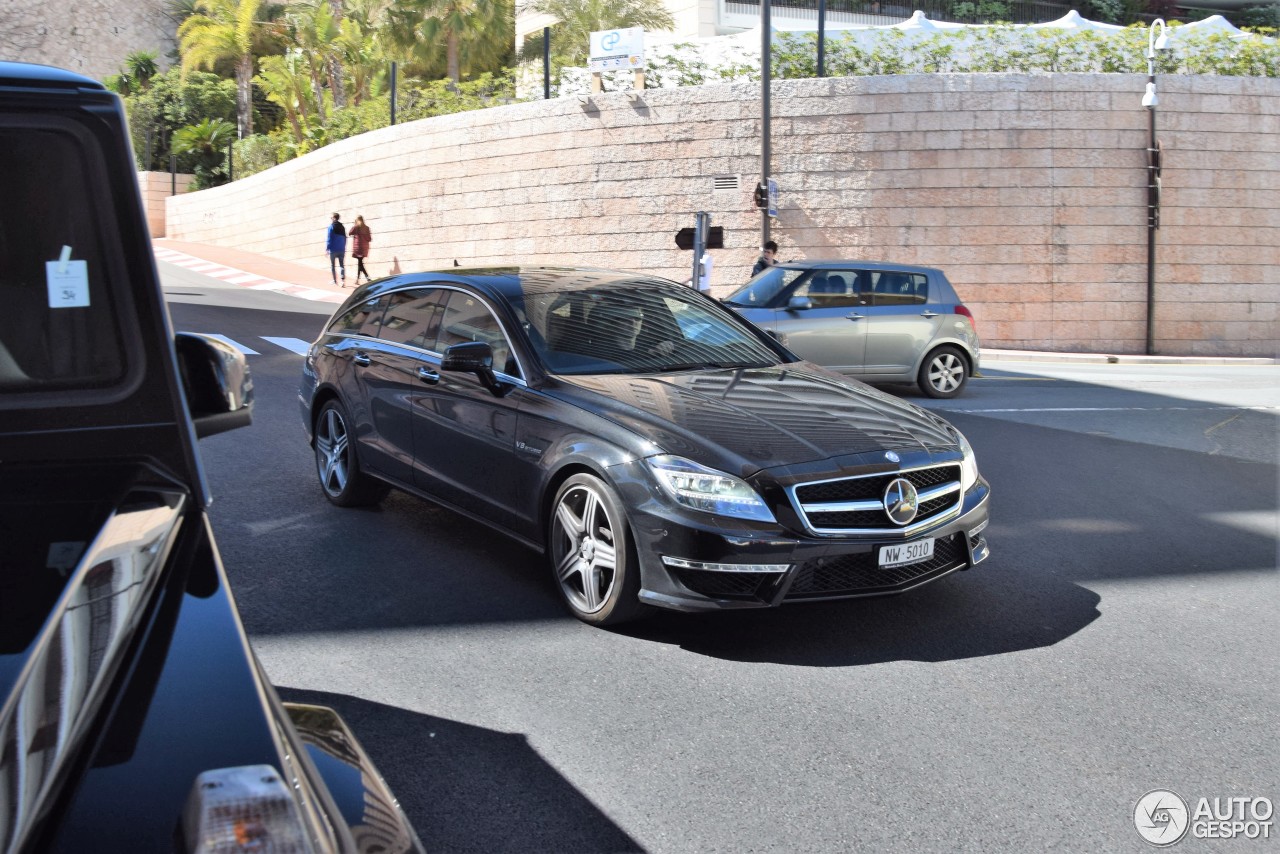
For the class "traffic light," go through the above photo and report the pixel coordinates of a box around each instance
[753,182,768,208]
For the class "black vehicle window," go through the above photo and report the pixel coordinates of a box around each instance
[379,288,446,349]
[328,293,393,336]
[868,272,928,306]
[0,120,130,393]
[438,290,519,378]
[522,284,779,376]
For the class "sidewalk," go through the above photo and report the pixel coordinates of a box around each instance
[155,238,354,303]
[153,238,1277,366]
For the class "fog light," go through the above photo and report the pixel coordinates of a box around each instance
[662,556,791,573]
[969,519,988,537]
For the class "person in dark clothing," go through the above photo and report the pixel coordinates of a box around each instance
[325,212,347,285]
[752,240,778,276]
[350,215,372,284]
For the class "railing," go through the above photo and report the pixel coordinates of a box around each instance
[723,0,1143,26]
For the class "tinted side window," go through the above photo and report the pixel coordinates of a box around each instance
[0,120,129,393]
[439,291,518,377]
[380,288,446,349]
[868,272,928,306]
[328,294,393,336]
[795,270,863,308]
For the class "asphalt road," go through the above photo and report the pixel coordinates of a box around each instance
[165,271,1279,853]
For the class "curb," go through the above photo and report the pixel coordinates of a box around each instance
[982,349,1276,367]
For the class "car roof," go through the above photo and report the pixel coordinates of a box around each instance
[0,61,105,90]
[774,260,944,275]
[355,266,682,302]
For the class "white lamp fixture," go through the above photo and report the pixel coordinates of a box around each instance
[1142,82,1158,108]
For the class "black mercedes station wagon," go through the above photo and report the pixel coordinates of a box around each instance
[0,62,421,852]
[300,268,991,626]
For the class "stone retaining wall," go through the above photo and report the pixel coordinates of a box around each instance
[167,73,1280,357]
[0,0,174,82]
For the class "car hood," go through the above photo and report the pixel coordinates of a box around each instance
[545,363,960,475]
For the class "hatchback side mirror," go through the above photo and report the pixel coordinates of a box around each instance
[175,332,254,438]
[787,295,813,311]
[442,341,509,396]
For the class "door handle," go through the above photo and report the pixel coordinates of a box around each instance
[417,367,441,384]
[920,310,939,318]
[845,313,865,321]
[352,353,371,366]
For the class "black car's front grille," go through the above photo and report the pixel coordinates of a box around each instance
[784,534,966,600]
[672,568,785,602]
[794,465,960,504]
[792,464,962,532]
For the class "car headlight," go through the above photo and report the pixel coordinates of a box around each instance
[646,455,776,523]
[956,430,979,492]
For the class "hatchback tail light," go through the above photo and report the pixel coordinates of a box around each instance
[954,304,976,333]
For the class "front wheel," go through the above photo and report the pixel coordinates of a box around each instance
[548,473,647,626]
[314,399,388,506]
[918,345,969,399]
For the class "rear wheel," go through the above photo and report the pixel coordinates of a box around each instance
[548,473,647,626]
[918,345,968,399]
[314,399,388,506]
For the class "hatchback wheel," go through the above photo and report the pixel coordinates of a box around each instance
[549,473,646,626]
[314,399,388,506]
[919,345,968,398]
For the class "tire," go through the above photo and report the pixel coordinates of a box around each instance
[918,345,969,399]
[548,473,647,626]
[313,399,388,507]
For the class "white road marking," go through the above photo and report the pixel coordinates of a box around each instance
[261,337,312,355]
[200,334,259,355]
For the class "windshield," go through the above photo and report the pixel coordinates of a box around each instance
[515,284,780,375]
[721,266,808,307]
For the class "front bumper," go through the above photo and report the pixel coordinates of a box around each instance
[619,473,991,613]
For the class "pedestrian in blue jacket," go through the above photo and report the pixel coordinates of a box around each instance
[325,213,347,285]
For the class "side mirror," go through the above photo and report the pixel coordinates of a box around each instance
[787,295,813,311]
[175,333,254,438]
[442,341,509,396]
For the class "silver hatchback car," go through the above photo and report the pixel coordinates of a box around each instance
[723,261,981,398]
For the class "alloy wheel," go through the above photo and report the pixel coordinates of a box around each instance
[927,351,965,394]
[315,406,350,498]
[551,482,619,615]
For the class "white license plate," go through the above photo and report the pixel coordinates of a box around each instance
[878,538,935,568]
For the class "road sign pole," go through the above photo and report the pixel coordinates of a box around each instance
[691,212,709,289]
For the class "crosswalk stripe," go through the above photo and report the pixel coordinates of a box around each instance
[200,334,260,355]
[260,337,312,355]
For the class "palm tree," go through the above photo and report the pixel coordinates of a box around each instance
[255,52,314,140]
[528,0,673,68]
[280,1,344,123]
[389,0,513,87]
[326,0,349,108]
[125,50,160,89]
[172,117,238,186]
[178,0,268,138]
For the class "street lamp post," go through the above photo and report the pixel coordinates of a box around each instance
[761,0,772,248]
[1142,18,1169,356]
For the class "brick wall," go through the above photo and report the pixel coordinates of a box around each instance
[166,72,1280,357]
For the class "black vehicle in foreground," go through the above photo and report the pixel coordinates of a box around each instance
[300,268,992,626]
[0,63,421,853]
